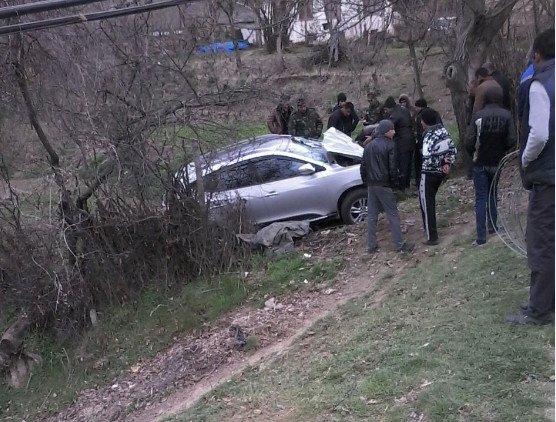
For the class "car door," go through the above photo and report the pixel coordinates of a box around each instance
[204,161,268,222]
[250,156,334,223]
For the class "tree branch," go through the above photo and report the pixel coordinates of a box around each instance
[13,61,60,169]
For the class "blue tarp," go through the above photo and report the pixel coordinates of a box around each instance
[198,41,249,53]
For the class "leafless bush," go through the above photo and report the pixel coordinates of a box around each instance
[0,8,262,358]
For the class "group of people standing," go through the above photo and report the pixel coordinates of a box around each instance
[267,28,554,325]
[266,92,361,140]
[361,28,554,327]
[267,89,438,194]
[267,88,457,253]
[360,97,456,254]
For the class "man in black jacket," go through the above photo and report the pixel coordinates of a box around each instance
[482,62,512,110]
[465,86,516,247]
[382,96,415,191]
[327,102,359,136]
[360,119,414,254]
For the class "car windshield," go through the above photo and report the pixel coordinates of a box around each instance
[287,138,328,163]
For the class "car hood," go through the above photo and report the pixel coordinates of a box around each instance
[322,127,363,160]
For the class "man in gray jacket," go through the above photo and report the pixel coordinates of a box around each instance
[507,28,554,326]
[360,120,414,254]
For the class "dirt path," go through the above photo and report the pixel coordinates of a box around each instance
[40,185,476,422]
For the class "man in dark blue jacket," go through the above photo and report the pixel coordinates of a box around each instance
[507,28,555,326]
[466,86,516,247]
[360,120,414,254]
[382,96,415,191]
[327,102,358,136]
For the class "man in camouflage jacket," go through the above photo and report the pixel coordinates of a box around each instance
[363,91,383,126]
[288,98,323,139]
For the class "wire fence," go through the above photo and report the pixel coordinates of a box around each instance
[492,150,528,257]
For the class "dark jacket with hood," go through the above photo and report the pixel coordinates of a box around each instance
[360,134,398,188]
[327,108,359,136]
[491,70,512,110]
[519,58,555,189]
[466,88,516,167]
[388,105,415,153]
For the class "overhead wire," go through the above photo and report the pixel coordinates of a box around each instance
[0,0,111,20]
[0,0,199,35]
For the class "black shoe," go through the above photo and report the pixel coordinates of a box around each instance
[488,228,498,235]
[422,239,439,246]
[472,239,486,247]
[367,246,379,254]
[398,242,414,253]
[505,313,552,326]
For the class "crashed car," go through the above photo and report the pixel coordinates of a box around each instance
[171,129,367,225]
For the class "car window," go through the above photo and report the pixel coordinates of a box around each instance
[287,141,328,163]
[253,157,312,184]
[202,156,325,192]
[204,162,258,192]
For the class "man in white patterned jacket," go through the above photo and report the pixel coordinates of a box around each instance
[418,108,457,246]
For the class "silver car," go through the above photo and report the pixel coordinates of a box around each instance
[174,134,367,225]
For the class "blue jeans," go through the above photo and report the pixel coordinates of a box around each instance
[472,165,499,242]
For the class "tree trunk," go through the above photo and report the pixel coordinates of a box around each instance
[192,140,205,211]
[444,0,520,169]
[221,1,242,70]
[277,25,285,71]
[532,0,539,34]
[408,40,424,99]
[230,25,242,70]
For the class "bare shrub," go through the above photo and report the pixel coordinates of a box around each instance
[0,7,262,374]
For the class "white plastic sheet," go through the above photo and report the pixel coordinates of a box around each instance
[322,127,364,159]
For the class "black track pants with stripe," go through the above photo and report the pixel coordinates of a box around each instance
[419,172,444,242]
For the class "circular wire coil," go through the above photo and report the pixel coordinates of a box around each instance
[491,150,527,257]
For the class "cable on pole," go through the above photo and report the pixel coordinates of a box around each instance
[0,0,111,20]
[0,0,193,36]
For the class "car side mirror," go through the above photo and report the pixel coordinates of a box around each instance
[298,163,316,175]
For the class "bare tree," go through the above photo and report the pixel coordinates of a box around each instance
[246,0,297,54]
[444,0,520,167]
[391,0,439,99]
[0,7,261,380]
[217,0,243,69]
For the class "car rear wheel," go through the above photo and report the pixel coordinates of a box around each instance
[340,188,367,224]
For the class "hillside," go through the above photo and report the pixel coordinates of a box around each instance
[1,172,552,421]
[1,28,552,422]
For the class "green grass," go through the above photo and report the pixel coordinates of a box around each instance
[172,241,554,422]
[0,251,344,421]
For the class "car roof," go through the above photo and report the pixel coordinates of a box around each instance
[207,135,320,160]
[178,135,325,183]
[200,135,325,168]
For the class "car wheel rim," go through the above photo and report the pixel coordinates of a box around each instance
[350,197,367,223]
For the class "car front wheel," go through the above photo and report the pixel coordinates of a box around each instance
[340,188,367,224]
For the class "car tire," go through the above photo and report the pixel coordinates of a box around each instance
[340,188,367,224]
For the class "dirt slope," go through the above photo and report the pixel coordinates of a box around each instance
[39,180,476,422]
